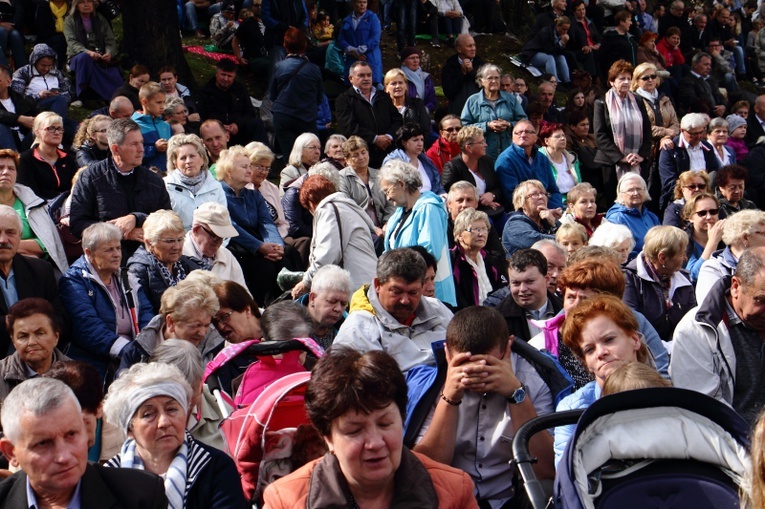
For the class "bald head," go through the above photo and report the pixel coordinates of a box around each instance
[109,96,134,119]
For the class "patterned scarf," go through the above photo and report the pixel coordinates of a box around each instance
[118,436,189,509]
[150,252,187,288]
[606,88,643,171]
[176,169,207,195]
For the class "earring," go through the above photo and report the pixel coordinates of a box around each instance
[662,263,666,269]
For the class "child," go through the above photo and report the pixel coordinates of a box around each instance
[555,223,588,259]
[725,113,749,161]
[131,81,172,172]
[313,11,334,42]
[602,362,671,396]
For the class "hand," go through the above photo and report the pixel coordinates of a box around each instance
[258,242,284,261]
[187,113,201,122]
[708,218,726,245]
[660,137,674,150]
[373,136,392,150]
[124,227,144,242]
[109,214,137,237]
[560,33,570,45]
[549,207,563,219]
[155,139,168,152]
[291,280,308,299]
[238,56,248,65]
[714,105,726,117]
[374,226,385,237]
[461,58,473,74]
[17,116,34,129]
[0,22,13,31]
[442,346,475,403]
[88,50,101,60]
[582,46,592,54]
[460,340,521,397]
[479,192,495,206]
[39,90,58,98]
[101,52,112,63]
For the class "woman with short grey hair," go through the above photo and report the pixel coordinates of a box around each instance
[605,173,660,260]
[323,134,348,170]
[707,116,736,167]
[303,265,352,349]
[104,362,248,509]
[127,210,202,314]
[60,222,154,380]
[279,132,322,194]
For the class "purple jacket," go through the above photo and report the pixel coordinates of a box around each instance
[406,78,437,114]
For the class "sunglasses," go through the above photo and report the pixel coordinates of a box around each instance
[640,74,658,81]
[442,127,462,133]
[695,208,719,217]
[683,184,706,191]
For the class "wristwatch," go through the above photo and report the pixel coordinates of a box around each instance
[507,384,527,405]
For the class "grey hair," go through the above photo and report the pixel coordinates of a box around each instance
[1,378,81,443]
[589,222,636,252]
[324,134,348,153]
[107,118,141,147]
[512,179,546,210]
[260,301,313,341]
[722,210,765,246]
[311,265,352,296]
[475,63,502,88]
[163,96,185,119]
[735,247,765,287]
[245,141,275,165]
[377,248,426,284]
[183,269,224,287]
[616,173,651,205]
[143,209,185,246]
[82,222,122,251]
[308,161,342,190]
[289,133,321,168]
[708,116,729,132]
[447,181,479,203]
[149,339,204,392]
[0,203,22,230]
[680,112,709,131]
[166,133,209,173]
[531,239,567,259]
[159,279,219,321]
[691,51,712,67]
[380,159,422,194]
[453,208,490,237]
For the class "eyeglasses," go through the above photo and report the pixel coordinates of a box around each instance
[94,129,108,133]
[725,184,745,191]
[684,129,705,137]
[622,187,645,194]
[381,182,400,195]
[442,126,462,133]
[683,184,706,191]
[251,163,270,173]
[212,311,233,326]
[466,226,489,234]
[157,237,184,245]
[695,208,719,217]
[513,130,537,136]
[526,192,549,200]
[200,226,223,242]
[43,126,64,133]
[640,74,658,81]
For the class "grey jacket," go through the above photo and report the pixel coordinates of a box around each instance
[0,348,69,402]
[15,183,69,275]
[339,166,395,226]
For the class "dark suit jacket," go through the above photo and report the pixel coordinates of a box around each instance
[441,53,486,115]
[0,464,167,509]
[657,137,720,210]
[681,26,709,54]
[677,73,726,115]
[745,113,765,149]
[0,254,69,354]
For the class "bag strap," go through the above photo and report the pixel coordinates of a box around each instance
[285,58,309,83]
[330,202,344,268]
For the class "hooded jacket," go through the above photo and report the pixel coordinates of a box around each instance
[11,43,72,104]
[696,247,738,303]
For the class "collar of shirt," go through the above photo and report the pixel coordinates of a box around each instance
[757,114,765,127]
[352,85,376,103]
[27,477,82,509]
[677,134,708,151]
[690,71,707,80]
[112,160,135,176]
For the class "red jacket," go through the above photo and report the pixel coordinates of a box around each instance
[656,38,685,67]
[425,137,461,174]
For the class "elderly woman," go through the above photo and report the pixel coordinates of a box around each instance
[0,149,68,274]
[400,47,437,114]
[104,362,248,509]
[339,136,395,244]
[662,170,710,228]
[74,114,111,167]
[299,265,351,349]
[263,348,477,508]
[0,298,70,402]
[442,125,505,215]
[605,173,660,259]
[683,192,725,283]
[59,222,153,379]
[716,164,758,218]
[502,179,561,256]
[163,97,190,135]
[384,68,432,141]
[164,134,226,232]
[623,225,696,342]
[631,62,679,155]
[588,222,635,265]
[383,123,445,195]
[460,63,526,160]
[560,183,607,237]
[63,0,123,102]
[594,60,653,181]
[450,208,507,309]
[118,278,223,373]
[291,174,378,299]
[322,134,348,171]
[554,294,657,465]
[279,132,322,194]
[381,159,456,305]
[126,210,201,314]
[218,145,285,306]
[708,117,737,168]
[212,280,263,345]
[18,112,77,201]
[245,142,289,239]
[538,123,581,204]
[696,210,765,300]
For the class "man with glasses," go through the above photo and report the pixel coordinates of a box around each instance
[678,52,727,116]
[495,119,564,210]
[425,115,462,173]
[658,112,720,209]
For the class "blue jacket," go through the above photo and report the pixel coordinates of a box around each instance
[269,55,324,123]
[337,10,383,83]
[222,181,284,254]
[384,191,456,306]
[554,381,600,467]
[131,112,172,170]
[383,149,445,195]
[501,211,558,257]
[461,91,526,161]
[126,246,203,315]
[494,144,563,210]
[604,203,660,258]
[59,255,154,378]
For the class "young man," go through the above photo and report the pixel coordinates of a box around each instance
[130,82,171,171]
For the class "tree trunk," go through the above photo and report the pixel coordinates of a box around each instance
[121,0,195,88]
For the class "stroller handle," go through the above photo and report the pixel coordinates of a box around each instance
[511,410,584,509]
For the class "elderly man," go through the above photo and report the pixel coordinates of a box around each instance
[69,118,172,259]
[183,202,247,289]
[442,34,486,115]
[658,113,719,210]
[87,95,134,120]
[681,13,710,55]
[334,248,453,372]
[677,52,727,116]
[531,239,567,296]
[446,181,504,259]
[658,0,685,36]
[335,61,403,168]
[536,82,564,124]
[671,247,765,426]
[0,378,167,507]
[745,94,765,148]
[494,120,564,209]
[0,205,68,354]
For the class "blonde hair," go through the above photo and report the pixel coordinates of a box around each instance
[383,68,407,87]
[556,222,588,245]
[602,362,671,396]
[745,411,765,509]
[643,225,688,263]
[215,145,251,181]
[631,62,660,91]
[143,209,185,246]
[246,141,275,165]
[166,133,209,173]
[33,112,63,144]
[512,180,546,210]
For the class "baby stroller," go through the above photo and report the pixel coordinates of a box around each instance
[512,388,752,509]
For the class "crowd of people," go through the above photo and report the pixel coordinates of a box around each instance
[4,0,765,506]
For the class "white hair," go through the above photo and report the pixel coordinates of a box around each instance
[311,265,352,296]
[1,378,81,443]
